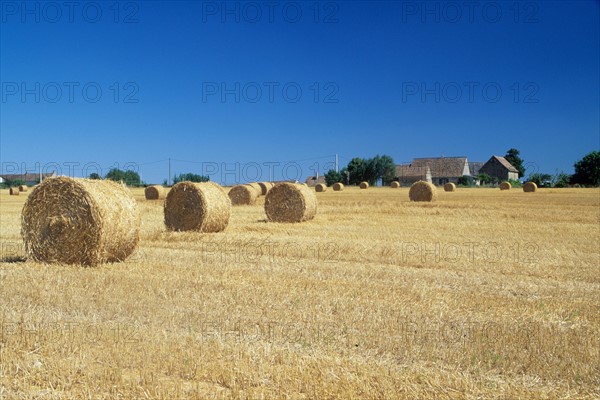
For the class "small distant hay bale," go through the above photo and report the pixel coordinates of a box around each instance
[265,182,317,223]
[18,185,28,192]
[359,182,369,189]
[499,181,512,190]
[248,182,263,196]
[257,182,271,196]
[228,184,259,205]
[390,181,400,188]
[145,185,165,200]
[444,182,456,192]
[409,181,437,202]
[165,181,231,232]
[523,182,538,192]
[9,187,20,195]
[21,177,140,266]
[332,182,344,191]
[315,183,327,192]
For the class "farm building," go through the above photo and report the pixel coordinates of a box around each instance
[0,172,56,186]
[396,157,470,186]
[479,156,519,182]
[305,175,326,187]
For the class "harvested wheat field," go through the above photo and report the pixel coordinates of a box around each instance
[1,186,599,399]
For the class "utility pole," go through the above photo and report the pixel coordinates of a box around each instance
[335,154,339,173]
[168,158,171,186]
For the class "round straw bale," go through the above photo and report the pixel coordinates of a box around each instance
[165,181,230,232]
[9,187,20,195]
[315,183,327,192]
[409,181,437,202]
[145,185,165,200]
[390,181,400,188]
[248,182,263,196]
[265,182,317,223]
[228,184,259,205]
[18,185,28,192]
[332,182,344,191]
[21,177,140,265]
[499,181,512,190]
[257,182,272,196]
[444,182,456,192]
[359,181,369,189]
[523,182,537,192]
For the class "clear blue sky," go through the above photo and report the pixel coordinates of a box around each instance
[1,0,598,184]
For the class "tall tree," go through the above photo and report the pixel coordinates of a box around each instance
[504,148,525,178]
[105,168,141,186]
[173,173,210,184]
[571,151,600,186]
[346,158,366,185]
[324,169,343,186]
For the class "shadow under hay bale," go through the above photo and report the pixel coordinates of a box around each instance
[409,181,437,202]
[265,182,317,223]
[444,182,456,192]
[164,181,231,232]
[21,177,140,266]
[145,185,165,200]
[523,182,538,192]
[229,184,259,206]
[499,181,512,190]
[315,183,327,192]
[332,182,344,191]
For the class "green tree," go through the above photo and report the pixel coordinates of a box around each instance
[505,148,525,178]
[476,173,497,185]
[552,172,571,188]
[324,169,343,186]
[89,173,101,180]
[457,175,470,186]
[6,178,25,187]
[173,173,210,184]
[571,151,600,186]
[105,168,141,186]
[346,158,366,185]
[528,173,552,187]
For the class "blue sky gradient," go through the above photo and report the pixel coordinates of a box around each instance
[1,0,598,184]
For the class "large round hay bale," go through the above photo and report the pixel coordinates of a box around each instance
[265,182,317,223]
[164,181,231,232]
[523,182,537,192]
[145,185,165,200]
[359,182,369,189]
[315,183,327,192]
[390,181,400,188]
[409,181,437,202]
[228,184,259,205]
[21,177,140,266]
[332,182,344,191]
[257,182,271,196]
[444,182,456,192]
[248,182,263,196]
[9,187,20,195]
[18,185,28,192]
[499,181,512,190]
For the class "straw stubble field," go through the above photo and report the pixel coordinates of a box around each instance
[0,186,599,399]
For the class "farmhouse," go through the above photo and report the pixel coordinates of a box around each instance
[479,156,519,181]
[305,175,326,187]
[0,172,56,186]
[396,157,470,186]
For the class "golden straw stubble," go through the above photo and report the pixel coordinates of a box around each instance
[409,181,437,202]
[164,181,231,232]
[21,176,140,265]
[265,182,317,223]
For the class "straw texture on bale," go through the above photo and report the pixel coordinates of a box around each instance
[499,181,512,190]
[332,182,344,191]
[360,182,369,189]
[409,181,438,202]
[444,182,456,192]
[265,182,317,223]
[145,185,165,200]
[21,177,140,266]
[248,182,263,196]
[18,185,28,192]
[257,182,271,196]
[315,183,327,192]
[165,181,231,232]
[228,184,259,205]
[9,187,19,195]
[390,181,400,188]
[523,182,538,192]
